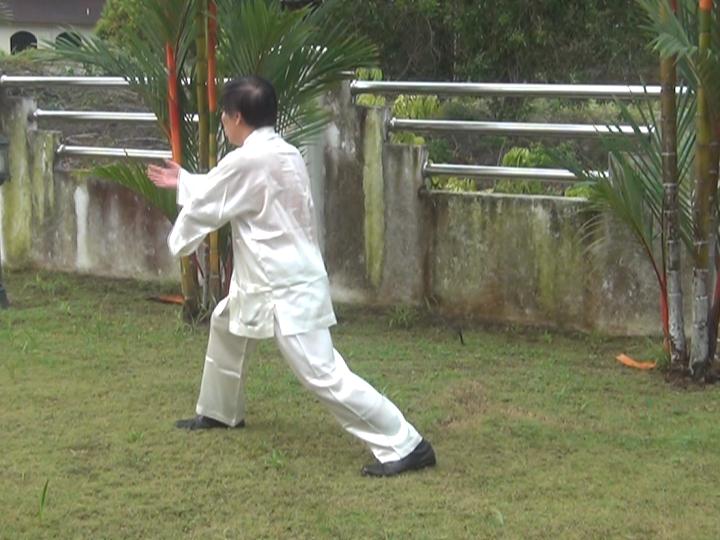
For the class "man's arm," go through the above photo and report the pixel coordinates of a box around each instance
[146,160,205,207]
[148,153,261,257]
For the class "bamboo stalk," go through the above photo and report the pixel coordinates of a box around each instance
[207,0,222,303]
[661,0,687,367]
[690,0,713,378]
[167,41,200,320]
[193,0,214,310]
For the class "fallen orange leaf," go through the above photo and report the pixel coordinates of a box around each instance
[147,294,184,305]
[616,353,656,370]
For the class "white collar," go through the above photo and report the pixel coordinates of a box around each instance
[243,126,277,146]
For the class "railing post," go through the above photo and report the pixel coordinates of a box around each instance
[0,97,36,268]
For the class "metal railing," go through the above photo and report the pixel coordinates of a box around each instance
[1,75,130,88]
[4,75,654,181]
[351,80,671,99]
[34,109,158,122]
[423,163,581,182]
[56,144,172,160]
[388,118,650,138]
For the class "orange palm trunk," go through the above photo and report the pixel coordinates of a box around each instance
[166,41,199,318]
[165,43,183,163]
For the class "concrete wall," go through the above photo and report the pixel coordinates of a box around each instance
[319,85,664,335]
[0,83,667,335]
[427,192,661,334]
[0,97,177,281]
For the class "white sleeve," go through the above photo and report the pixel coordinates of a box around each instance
[168,152,262,257]
[176,169,206,207]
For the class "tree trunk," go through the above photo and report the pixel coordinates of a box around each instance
[167,42,200,320]
[207,0,222,304]
[690,0,713,379]
[194,1,214,310]
[661,0,687,367]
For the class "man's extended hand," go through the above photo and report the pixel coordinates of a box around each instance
[147,160,181,189]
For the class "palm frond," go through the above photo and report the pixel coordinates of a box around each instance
[93,163,178,222]
[217,0,377,147]
[563,85,696,268]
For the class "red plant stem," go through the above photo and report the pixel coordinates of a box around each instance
[165,43,182,163]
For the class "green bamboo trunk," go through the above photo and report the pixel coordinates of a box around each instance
[690,0,713,378]
[194,1,219,309]
[661,0,686,367]
[207,0,222,303]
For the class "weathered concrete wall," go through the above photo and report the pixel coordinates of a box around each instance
[428,192,661,335]
[378,144,429,304]
[0,82,671,335]
[0,97,177,280]
[322,85,370,303]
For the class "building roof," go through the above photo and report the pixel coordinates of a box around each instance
[4,0,106,26]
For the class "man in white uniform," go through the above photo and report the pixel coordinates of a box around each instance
[147,76,435,477]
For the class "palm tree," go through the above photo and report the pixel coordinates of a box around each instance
[570,91,695,351]
[642,0,720,377]
[52,0,377,317]
[578,0,720,378]
[660,0,687,366]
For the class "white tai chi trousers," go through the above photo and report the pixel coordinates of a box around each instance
[194,300,423,463]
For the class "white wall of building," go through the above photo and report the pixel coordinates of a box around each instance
[0,24,94,54]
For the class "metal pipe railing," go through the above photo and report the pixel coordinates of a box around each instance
[389,118,650,137]
[34,109,158,122]
[56,144,171,160]
[1,75,130,88]
[2,73,354,88]
[423,162,591,182]
[2,76,673,100]
[351,80,673,99]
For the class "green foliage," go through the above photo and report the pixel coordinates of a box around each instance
[392,94,440,120]
[387,305,420,329]
[51,0,377,219]
[92,163,179,222]
[564,89,696,281]
[217,0,378,146]
[426,138,453,163]
[493,145,555,195]
[37,480,49,520]
[430,176,476,192]
[320,0,655,83]
[389,94,440,145]
[563,182,595,199]
[501,146,554,169]
[438,98,492,121]
[94,0,144,44]
[355,68,386,107]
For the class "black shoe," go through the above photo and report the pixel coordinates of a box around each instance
[174,415,245,430]
[361,439,436,477]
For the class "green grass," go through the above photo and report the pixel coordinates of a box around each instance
[1,271,720,539]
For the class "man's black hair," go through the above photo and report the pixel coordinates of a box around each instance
[220,75,278,128]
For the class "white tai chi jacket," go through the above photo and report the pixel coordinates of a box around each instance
[168,127,337,339]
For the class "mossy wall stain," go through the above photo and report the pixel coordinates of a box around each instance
[429,192,658,334]
[362,108,385,288]
[0,98,35,268]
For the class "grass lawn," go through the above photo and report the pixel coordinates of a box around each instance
[1,270,720,539]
